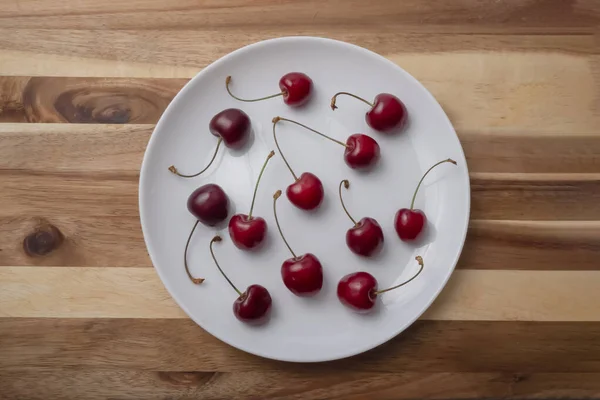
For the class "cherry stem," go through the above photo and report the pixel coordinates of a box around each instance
[248,150,275,219]
[275,117,348,148]
[410,159,457,209]
[226,75,285,103]
[331,92,374,110]
[338,179,357,226]
[169,137,222,178]
[273,190,297,259]
[184,220,205,285]
[209,235,242,297]
[272,117,298,181]
[375,256,424,295]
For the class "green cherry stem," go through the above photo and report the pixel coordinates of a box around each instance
[410,159,457,209]
[226,76,285,103]
[169,137,223,178]
[272,117,298,181]
[209,235,242,297]
[275,117,348,148]
[330,92,374,110]
[338,179,357,226]
[374,256,424,295]
[273,190,297,259]
[184,220,204,284]
[248,150,275,220]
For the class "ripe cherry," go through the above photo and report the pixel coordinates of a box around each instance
[273,117,380,170]
[338,180,384,257]
[273,190,323,296]
[183,183,230,284]
[337,256,424,312]
[331,92,407,133]
[228,151,275,250]
[226,72,313,107]
[169,108,251,178]
[272,117,324,210]
[395,159,457,241]
[209,236,272,323]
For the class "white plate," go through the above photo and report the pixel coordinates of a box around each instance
[139,37,470,362]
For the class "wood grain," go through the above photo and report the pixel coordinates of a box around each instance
[2,267,600,321]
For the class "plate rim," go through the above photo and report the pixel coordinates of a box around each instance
[139,35,471,363]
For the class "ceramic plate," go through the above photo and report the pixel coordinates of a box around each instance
[139,37,470,362]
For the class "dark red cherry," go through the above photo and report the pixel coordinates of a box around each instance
[346,217,384,257]
[209,236,272,324]
[209,108,251,149]
[337,256,424,313]
[281,253,324,296]
[286,172,324,211]
[228,151,274,250]
[344,134,380,170]
[187,184,229,227]
[395,159,456,241]
[233,284,272,324]
[226,73,313,107]
[279,72,313,106]
[331,92,408,133]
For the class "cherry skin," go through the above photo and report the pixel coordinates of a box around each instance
[366,93,407,132]
[344,134,380,170]
[279,72,313,106]
[209,108,251,149]
[346,217,384,257]
[228,151,274,250]
[337,271,378,312]
[233,284,272,324]
[394,209,426,241]
[281,253,323,296]
[187,184,229,227]
[286,172,324,211]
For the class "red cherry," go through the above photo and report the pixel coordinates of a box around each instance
[279,72,313,106]
[337,256,424,313]
[338,180,384,257]
[286,172,324,211]
[187,184,229,227]
[209,236,272,324]
[169,108,250,178]
[281,253,324,296]
[228,151,274,250]
[272,117,325,211]
[272,117,380,171]
[344,134,380,170]
[273,190,324,296]
[226,72,313,107]
[395,159,457,242]
[331,92,408,133]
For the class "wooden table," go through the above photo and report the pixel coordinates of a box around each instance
[1,1,599,399]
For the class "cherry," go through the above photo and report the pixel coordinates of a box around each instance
[228,151,275,250]
[226,72,313,107]
[338,180,384,257]
[209,236,272,323]
[273,190,323,296]
[272,117,324,210]
[331,92,407,133]
[337,256,424,312]
[395,159,457,241]
[187,184,230,227]
[169,108,250,178]
[273,117,380,170]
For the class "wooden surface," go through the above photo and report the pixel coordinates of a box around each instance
[1,0,600,398]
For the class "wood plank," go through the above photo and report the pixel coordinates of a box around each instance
[1,369,599,400]
[1,319,600,373]
[1,47,598,131]
[0,0,598,32]
[1,267,600,320]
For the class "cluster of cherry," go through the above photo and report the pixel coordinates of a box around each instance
[169,72,455,324]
